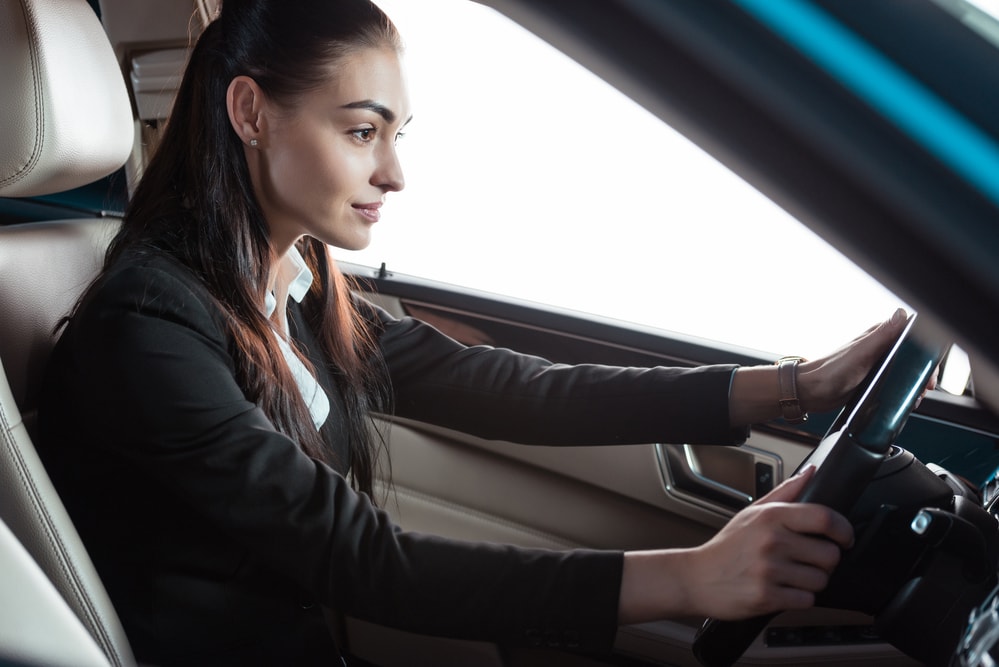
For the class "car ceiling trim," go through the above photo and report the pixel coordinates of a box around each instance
[734,0,999,209]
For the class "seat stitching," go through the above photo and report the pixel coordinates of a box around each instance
[0,399,122,666]
[0,0,46,190]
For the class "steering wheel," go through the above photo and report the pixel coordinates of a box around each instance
[691,313,947,667]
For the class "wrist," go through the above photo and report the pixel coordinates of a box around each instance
[619,550,691,624]
[729,365,783,426]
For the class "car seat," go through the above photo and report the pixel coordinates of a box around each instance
[0,515,110,667]
[0,0,136,665]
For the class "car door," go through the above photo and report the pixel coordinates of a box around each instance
[343,268,999,667]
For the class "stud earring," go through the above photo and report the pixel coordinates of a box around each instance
[250,138,259,147]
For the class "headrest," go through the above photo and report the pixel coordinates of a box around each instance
[0,0,134,197]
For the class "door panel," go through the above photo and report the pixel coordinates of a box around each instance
[360,419,919,666]
[344,278,960,665]
[375,418,716,551]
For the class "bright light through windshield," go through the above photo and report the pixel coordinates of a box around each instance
[357,0,910,360]
[969,0,999,15]
[942,0,999,45]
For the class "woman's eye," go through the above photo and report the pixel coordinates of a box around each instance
[394,131,406,145]
[352,128,376,142]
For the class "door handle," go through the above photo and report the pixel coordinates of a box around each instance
[657,444,781,513]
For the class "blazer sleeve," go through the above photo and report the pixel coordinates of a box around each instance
[366,300,749,446]
[65,258,622,651]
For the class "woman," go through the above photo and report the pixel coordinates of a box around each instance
[37,0,906,664]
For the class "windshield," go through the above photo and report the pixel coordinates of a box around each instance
[360,0,908,360]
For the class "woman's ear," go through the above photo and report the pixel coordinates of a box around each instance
[227,75,266,147]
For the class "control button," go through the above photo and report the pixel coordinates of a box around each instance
[755,462,775,497]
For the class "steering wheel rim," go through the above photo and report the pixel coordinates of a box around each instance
[692,313,947,667]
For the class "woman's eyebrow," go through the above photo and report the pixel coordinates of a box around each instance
[341,100,397,122]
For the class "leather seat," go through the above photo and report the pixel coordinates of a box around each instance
[0,0,136,665]
[0,218,126,666]
[0,515,109,667]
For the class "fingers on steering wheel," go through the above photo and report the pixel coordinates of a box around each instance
[770,587,817,612]
[777,561,835,594]
[777,504,855,550]
[754,466,814,504]
[782,531,844,573]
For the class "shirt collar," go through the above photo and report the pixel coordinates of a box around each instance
[264,246,315,317]
[285,246,314,304]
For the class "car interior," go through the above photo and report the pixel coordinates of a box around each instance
[2,0,999,666]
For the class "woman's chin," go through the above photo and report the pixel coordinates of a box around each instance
[312,232,372,252]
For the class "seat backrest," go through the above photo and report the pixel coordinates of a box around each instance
[0,219,120,421]
[0,219,129,667]
[0,0,136,666]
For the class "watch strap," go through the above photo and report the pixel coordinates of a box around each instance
[776,356,808,424]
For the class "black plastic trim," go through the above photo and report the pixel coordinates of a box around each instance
[344,261,771,369]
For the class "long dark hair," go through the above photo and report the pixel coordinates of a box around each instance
[104,0,401,497]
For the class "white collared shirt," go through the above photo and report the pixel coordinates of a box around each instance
[264,247,330,430]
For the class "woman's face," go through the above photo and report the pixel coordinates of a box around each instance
[250,47,411,254]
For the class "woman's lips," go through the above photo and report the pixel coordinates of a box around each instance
[352,203,381,223]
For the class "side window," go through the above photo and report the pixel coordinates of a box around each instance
[356,0,906,360]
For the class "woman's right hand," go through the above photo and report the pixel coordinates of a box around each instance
[618,466,854,623]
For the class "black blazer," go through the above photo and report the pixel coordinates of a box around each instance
[37,249,745,666]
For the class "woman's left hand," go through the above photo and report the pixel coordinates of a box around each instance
[797,307,934,414]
